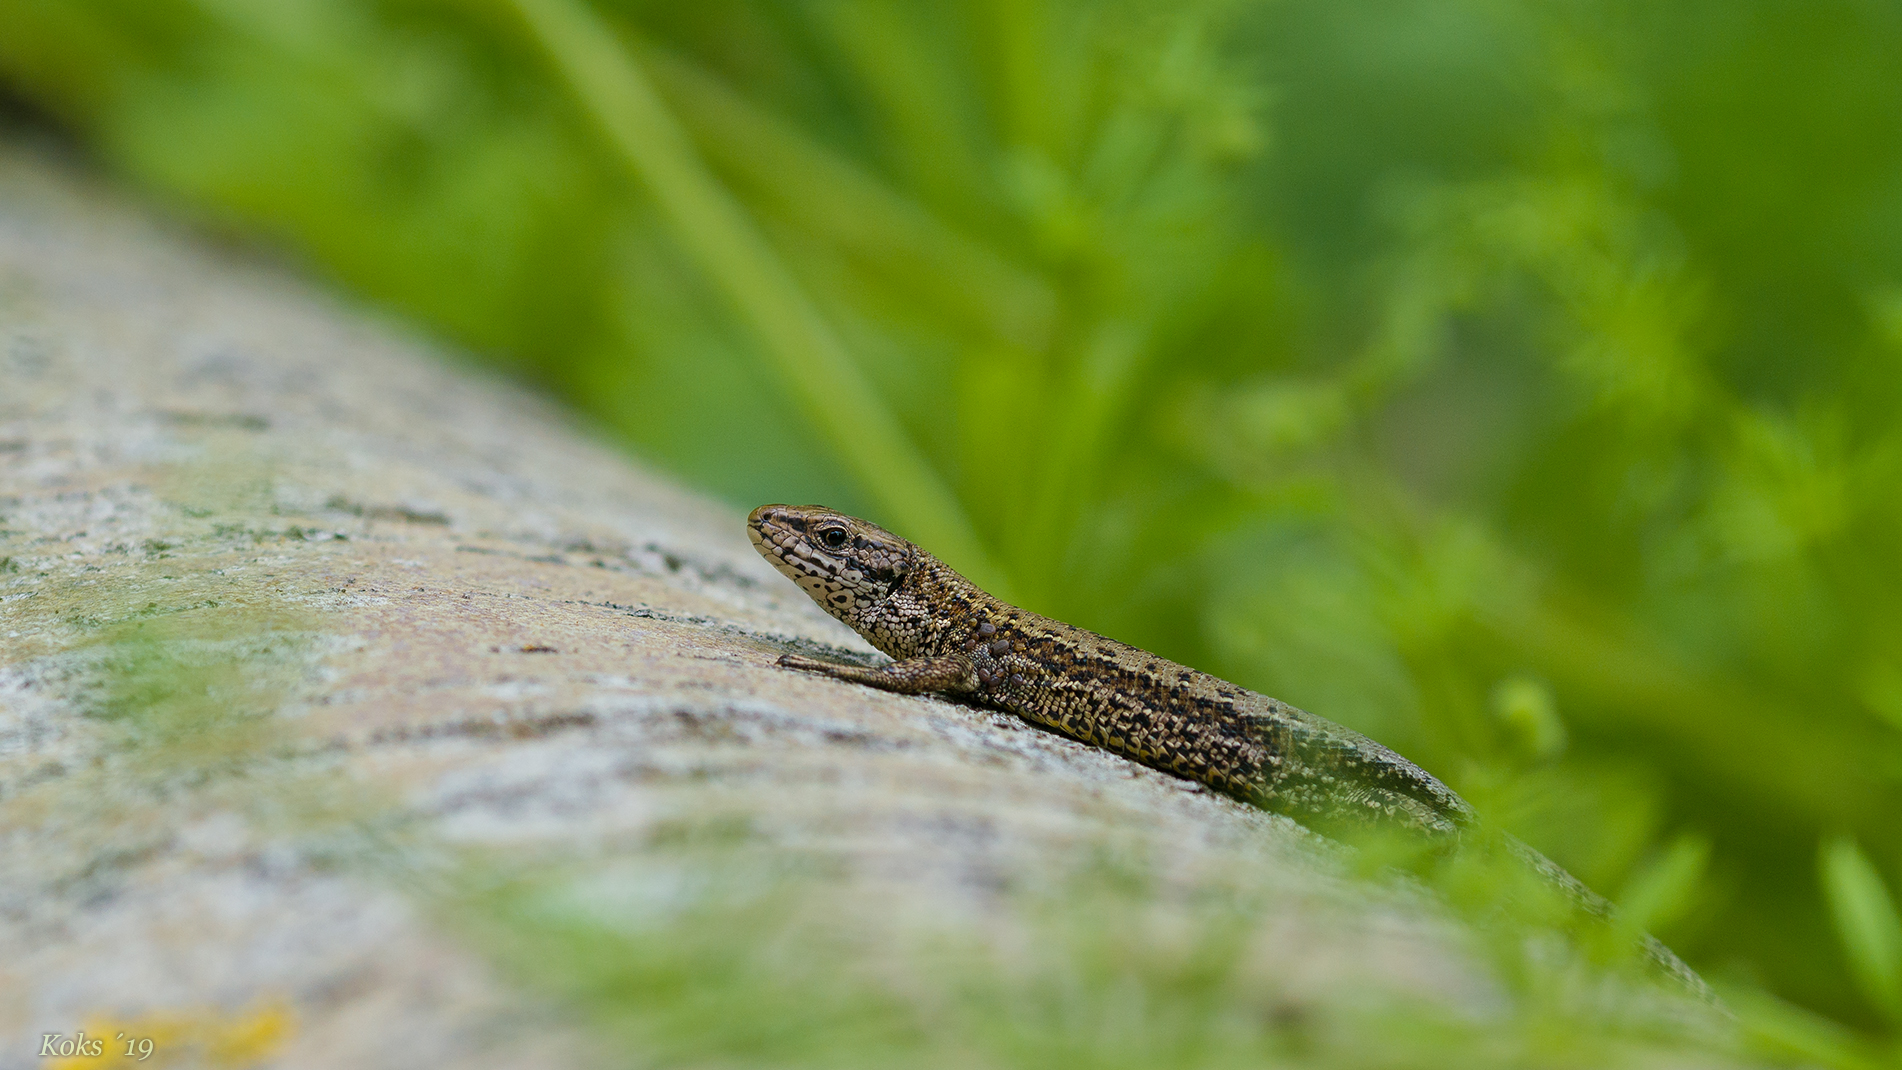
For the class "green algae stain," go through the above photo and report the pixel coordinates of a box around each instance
[79,619,303,782]
[446,835,1755,1070]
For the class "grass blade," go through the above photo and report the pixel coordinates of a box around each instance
[505,0,1009,592]
[1819,835,1902,1026]
[642,44,1056,353]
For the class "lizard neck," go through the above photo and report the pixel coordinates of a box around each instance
[847,552,998,659]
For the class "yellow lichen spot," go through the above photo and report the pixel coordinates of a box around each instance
[48,1003,292,1068]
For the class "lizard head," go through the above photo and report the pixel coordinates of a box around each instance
[748,504,917,624]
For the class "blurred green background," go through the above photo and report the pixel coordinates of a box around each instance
[5,0,1901,1055]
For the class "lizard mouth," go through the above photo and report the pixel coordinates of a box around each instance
[748,504,850,585]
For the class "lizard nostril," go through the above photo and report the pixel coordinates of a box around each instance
[749,503,794,528]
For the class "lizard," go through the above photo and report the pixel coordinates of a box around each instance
[747,502,1723,1006]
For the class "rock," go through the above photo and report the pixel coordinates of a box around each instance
[0,143,1733,1068]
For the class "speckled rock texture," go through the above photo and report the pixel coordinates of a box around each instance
[0,144,1508,1067]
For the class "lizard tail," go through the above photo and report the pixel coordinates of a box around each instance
[1500,833,1727,1011]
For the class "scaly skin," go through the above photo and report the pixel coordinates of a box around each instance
[748,503,1720,1004]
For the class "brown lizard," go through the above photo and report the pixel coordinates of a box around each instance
[748,502,1720,1004]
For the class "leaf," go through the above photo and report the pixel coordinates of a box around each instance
[1615,832,1709,938]
[1819,835,1902,1026]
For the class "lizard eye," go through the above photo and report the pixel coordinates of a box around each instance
[818,527,848,550]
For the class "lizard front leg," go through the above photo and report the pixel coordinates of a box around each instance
[777,653,978,695]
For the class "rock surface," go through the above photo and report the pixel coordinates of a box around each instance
[0,144,1711,1067]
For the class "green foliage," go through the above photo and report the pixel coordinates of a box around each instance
[5,0,1902,1057]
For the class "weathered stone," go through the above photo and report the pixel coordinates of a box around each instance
[0,143,1613,1067]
